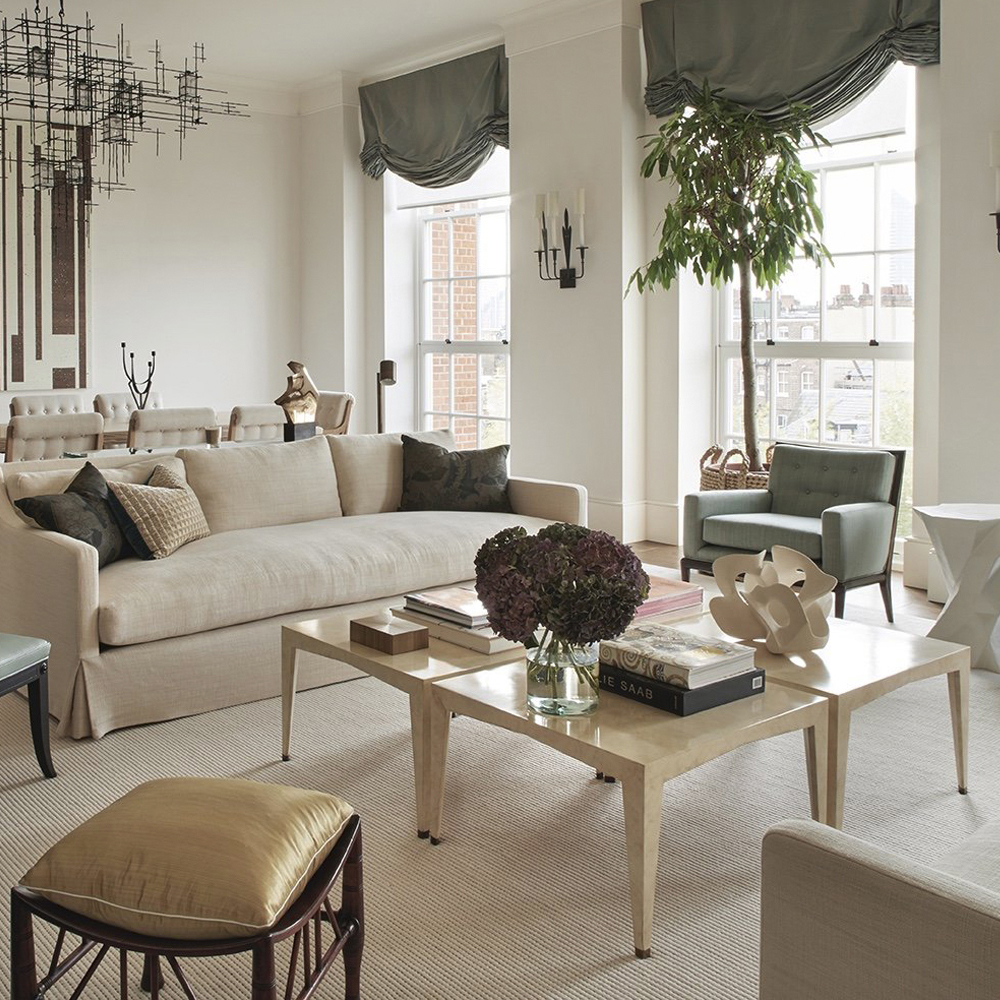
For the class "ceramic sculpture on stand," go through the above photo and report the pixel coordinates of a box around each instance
[274,361,319,441]
[709,546,837,655]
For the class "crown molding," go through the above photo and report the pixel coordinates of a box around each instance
[298,71,361,116]
[501,0,641,58]
[206,72,299,117]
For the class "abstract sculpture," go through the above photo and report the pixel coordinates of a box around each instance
[709,546,836,655]
[274,361,319,440]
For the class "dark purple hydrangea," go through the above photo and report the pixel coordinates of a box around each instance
[474,523,650,644]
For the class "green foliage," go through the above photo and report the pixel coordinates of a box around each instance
[629,84,830,295]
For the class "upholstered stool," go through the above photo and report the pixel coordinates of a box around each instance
[0,633,55,779]
[11,777,364,1000]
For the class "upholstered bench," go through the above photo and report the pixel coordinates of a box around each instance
[11,777,364,1000]
[0,633,55,779]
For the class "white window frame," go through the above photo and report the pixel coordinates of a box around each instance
[715,147,915,454]
[416,201,511,447]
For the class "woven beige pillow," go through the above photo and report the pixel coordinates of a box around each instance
[20,777,354,940]
[108,465,210,559]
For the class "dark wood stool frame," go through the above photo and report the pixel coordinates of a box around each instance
[11,816,364,1000]
[1,655,55,779]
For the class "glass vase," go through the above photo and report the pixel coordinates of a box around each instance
[525,634,599,716]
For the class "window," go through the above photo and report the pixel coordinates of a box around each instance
[417,197,510,450]
[716,66,915,535]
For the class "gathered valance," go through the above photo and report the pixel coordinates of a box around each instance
[359,46,508,188]
[642,0,939,123]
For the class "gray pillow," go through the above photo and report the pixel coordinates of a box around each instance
[399,436,512,512]
[15,462,126,567]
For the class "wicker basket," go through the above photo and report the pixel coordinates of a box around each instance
[699,445,774,491]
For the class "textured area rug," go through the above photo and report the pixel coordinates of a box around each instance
[2,660,998,999]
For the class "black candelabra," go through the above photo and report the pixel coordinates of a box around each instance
[121,342,156,410]
[537,208,587,288]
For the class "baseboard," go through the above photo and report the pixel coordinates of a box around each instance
[643,501,679,545]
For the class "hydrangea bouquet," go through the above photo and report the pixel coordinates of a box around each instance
[474,523,649,715]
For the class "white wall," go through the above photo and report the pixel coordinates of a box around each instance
[0,95,302,418]
[935,0,1000,502]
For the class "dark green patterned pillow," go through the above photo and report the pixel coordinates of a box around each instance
[15,462,126,567]
[399,436,512,513]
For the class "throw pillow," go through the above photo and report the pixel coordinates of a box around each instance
[108,465,210,560]
[399,435,512,512]
[15,462,126,567]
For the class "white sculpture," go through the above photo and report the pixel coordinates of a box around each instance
[709,546,837,655]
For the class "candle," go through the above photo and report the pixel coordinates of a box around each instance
[577,214,586,246]
[575,188,586,215]
[990,133,1000,211]
[547,191,559,225]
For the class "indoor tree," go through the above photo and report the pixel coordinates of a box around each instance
[630,86,829,470]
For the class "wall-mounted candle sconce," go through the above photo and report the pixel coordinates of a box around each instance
[536,188,588,288]
[990,132,1000,253]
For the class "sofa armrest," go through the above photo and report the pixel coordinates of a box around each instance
[683,489,772,558]
[820,501,894,581]
[0,501,99,728]
[760,819,1000,1000]
[508,477,587,525]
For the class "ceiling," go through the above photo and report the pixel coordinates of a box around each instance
[61,0,580,89]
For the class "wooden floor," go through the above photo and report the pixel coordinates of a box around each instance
[632,541,940,628]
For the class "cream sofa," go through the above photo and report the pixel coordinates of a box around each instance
[0,432,586,738]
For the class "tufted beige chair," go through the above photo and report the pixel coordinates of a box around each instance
[227,404,286,443]
[4,413,104,462]
[94,392,164,433]
[9,393,88,419]
[127,407,217,451]
[315,392,354,436]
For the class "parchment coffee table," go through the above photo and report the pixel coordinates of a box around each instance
[422,664,828,958]
[281,614,524,837]
[676,614,971,829]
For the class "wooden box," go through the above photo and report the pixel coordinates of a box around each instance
[349,616,429,655]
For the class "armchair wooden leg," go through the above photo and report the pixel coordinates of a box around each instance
[342,826,365,1000]
[27,664,56,779]
[680,559,692,583]
[10,890,38,1000]
[833,585,846,619]
[879,578,894,623]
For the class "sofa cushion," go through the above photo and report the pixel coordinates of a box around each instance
[768,445,896,519]
[178,436,341,533]
[108,465,211,560]
[329,429,454,516]
[702,512,822,560]
[21,777,354,940]
[399,436,512,512]
[97,509,552,646]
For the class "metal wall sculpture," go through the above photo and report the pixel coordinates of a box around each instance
[0,0,246,391]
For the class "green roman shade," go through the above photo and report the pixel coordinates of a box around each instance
[359,46,509,188]
[641,0,940,122]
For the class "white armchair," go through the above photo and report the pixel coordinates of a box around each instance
[4,413,104,462]
[228,404,285,443]
[760,819,1000,1000]
[315,392,354,435]
[9,393,88,418]
[127,407,216,451]
[94,391,164,433]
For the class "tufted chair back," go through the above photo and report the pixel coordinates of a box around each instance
[9,393,88,419]
[127,407,216,451]
[768,444,896,519]
[94,392,164,433]
[4,412,104,462]
[315,392,354,435]
[227,404,285,443]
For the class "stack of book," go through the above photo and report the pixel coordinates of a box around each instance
[634,573,703,620]
[598,623,764,716]
[393,586,520,655]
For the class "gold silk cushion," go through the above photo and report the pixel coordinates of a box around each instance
[108,465,210,559]
[20,777,354,940]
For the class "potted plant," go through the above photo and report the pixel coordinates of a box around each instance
[474,523,649,716]
[630,85,829,471]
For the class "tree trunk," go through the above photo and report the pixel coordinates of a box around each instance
[738,257,761,471]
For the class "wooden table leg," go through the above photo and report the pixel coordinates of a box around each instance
[802,707,829,825]
[621,768,661,959]
[425,690,453,846]
[409,691,431,839]
[947,664,970,794]
[826,700,850,830]
[281,634,299,762]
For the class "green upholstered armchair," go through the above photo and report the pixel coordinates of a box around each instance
[681,444,905,621]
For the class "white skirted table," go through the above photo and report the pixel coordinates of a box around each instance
[915,504,1000,672]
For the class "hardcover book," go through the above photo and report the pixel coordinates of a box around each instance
[634,574,703,619]
[403,585,489,628]
[599,662,765,716]
[599,622,754,690]
[392,607,521,655]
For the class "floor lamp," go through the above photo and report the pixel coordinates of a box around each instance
[376,360,396,433]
